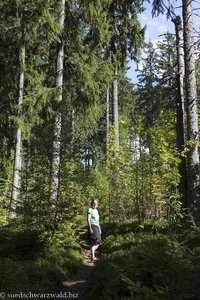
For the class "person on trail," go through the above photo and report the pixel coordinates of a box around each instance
[87,198,102,261]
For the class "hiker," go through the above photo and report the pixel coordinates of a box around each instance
[87,198,102,261]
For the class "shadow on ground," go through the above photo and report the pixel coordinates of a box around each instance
[57,229,97,300]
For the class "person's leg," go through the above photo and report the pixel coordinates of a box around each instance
[91,243,100,260]
[94,244,99,251]
[91,243,96,259]
[90,226,101,260]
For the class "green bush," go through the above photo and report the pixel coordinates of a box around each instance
[0,221,83,294]
[0,208,8,227]
[88,219,200,300]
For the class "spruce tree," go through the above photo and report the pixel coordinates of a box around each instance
[106,0,145,155]
[152,0,200,215]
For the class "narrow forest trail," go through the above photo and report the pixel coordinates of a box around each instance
[58,229,97,300]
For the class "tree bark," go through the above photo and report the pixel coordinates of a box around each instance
[71,108,75,147]
[25,141,31,201]
[172,16,187,207]
[106,87,110,153]
[9,44,25,219]
[182,0,200,211]
[49,0,65,224]
[112,70,119,154]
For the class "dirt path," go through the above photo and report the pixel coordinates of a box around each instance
[58,229,97,300]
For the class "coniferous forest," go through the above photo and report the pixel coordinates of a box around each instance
[0,0,200,299]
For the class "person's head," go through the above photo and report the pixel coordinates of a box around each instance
[91,198,98,208]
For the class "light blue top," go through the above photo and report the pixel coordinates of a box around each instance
[88,208,99,226]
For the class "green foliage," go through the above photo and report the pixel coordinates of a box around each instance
[0,208,9,227]
[88,219,200,300]
[134,37,183,220]
[0,220,83,294]
[1,0,200,296]
[1,0,179,231]
[105,0,145,67]
[106,132,136,219]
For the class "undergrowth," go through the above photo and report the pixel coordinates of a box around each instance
[0,219,83,294]
[88,218,200,300]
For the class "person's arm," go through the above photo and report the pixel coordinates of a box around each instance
[87,211,93,234]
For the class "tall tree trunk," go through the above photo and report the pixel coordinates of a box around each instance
[71,108,75,147]
[106,87,110,153]
[25,141,31,202]
[172,16,187,207]
[112,70,119,154]
[49,0,65,225]
[9,43,25,219]
[182,0,200,211]
[24,141,31,224]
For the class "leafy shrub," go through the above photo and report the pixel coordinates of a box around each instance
[0,220,83,294]
[0,208,8,227]
[88,219,200,300]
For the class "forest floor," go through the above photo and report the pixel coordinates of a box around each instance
[58,229,97,300]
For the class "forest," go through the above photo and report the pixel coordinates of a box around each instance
[0,0,200,299]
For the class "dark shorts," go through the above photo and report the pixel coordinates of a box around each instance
[88,224,102,244]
